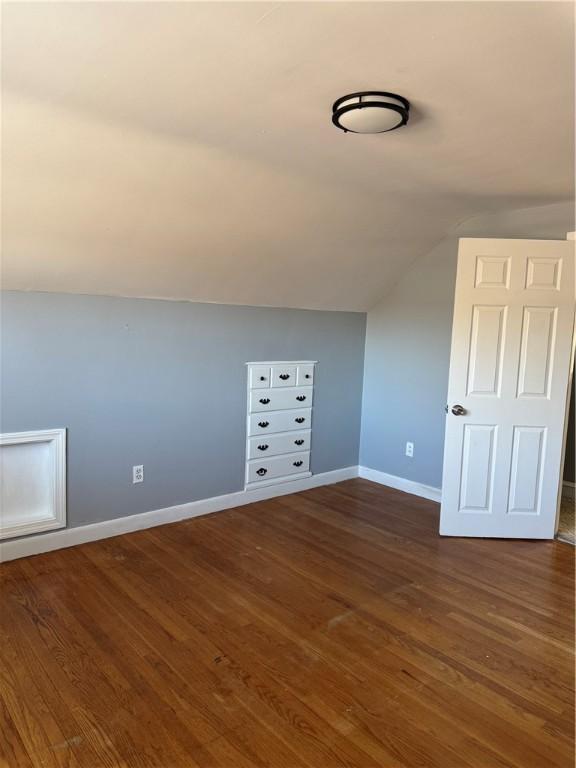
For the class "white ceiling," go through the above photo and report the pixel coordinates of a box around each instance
[2,1,574,311]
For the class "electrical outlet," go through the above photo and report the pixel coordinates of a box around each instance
[405,442,414,458]
[133,465,144,484]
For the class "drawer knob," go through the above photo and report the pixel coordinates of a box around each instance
[305,374,311,379]
[259,398,271,404]
[258,421,270,428]
[296,395,306,402]
[256,468,268,476]
[294,439,304,446]
[257,444,269,451]
[259,376,266,381]
[295,417,305,424]
[293,461,303,467]
[279,374,290,380]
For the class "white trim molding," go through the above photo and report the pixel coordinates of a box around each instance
[0,465,358,563]
[0,429,66,540]
[245,360,317,365]
[358,466,441,503]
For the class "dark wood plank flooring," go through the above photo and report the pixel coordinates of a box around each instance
[1,479,574,767]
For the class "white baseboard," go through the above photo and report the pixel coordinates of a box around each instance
[0,466,359,563]
[563,481,575,499]
[358,466,442,503]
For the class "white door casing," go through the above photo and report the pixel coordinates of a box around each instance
[440,238,575,538]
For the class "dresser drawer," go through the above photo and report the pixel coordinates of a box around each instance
[271,364,297,388]
[249,365,271,389]
[248,408,312,436]
[247,430,310,460]
[296,364,315,386]
[249,386,312,413]
[247,451,310,484]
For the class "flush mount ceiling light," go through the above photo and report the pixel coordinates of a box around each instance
[332,91,410,134]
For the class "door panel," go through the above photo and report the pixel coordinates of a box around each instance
[467,306,507,396]
[507,426,546,515]
[459,425,497,513]
[526,257,562,290]
[516,307,556,398]
[440,238,574,538]
[474,255,510,289]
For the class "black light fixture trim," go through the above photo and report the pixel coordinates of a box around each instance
[332,91,410,133]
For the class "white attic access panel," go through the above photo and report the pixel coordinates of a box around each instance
[0,429,67,540]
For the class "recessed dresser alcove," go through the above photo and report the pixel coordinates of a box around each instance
[245,361,316,488]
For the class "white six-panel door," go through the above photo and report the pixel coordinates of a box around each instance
[440,238,575,538]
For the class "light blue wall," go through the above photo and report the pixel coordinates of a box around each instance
[360,237,457,487]
[3,203,573,530]
[360,202,575,489]
[1,292,366,527]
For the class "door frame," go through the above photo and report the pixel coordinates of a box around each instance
[555,231,576,533]
[556,324,576,533]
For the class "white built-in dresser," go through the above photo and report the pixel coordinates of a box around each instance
[245,361,316,488]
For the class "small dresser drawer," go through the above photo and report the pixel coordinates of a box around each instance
[249,365,271,389]
[247,430,310,459]
[247,451,310,484]
[250,387,312,413]
[248,408,312,436]
[271,365,297,388]
[297,364,315,386]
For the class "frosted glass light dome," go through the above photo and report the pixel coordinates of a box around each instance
[332,92,410,134]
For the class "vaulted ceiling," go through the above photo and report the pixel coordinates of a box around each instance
[2,1,574,310]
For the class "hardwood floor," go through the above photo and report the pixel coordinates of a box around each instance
[1,478,574,767]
